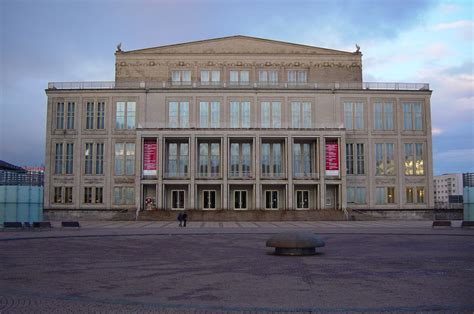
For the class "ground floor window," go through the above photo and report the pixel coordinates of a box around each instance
[375,187,395,205]
[53,186,73,204]
[84,187,103,204]
[203,190,216,209]
[406,187,425,204]
[265,190,278,209]
[114,187,134,205]
[347,187,366,204]
[172,190,185,209]
[234,190,247,209]
[295,190,309,209]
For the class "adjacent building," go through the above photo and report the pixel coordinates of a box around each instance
[434,173,463,208]
[44,36,434,218]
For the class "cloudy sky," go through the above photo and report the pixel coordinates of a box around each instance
[0,0,473,175]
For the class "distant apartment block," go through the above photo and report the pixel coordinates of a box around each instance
[44,36,434,218]
[434,173,463,208]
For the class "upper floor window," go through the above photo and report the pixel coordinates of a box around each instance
[199,101,219,128]
[230,142,252,177]
[261,101,281,128]
[54,143,73,175]
[56,102,75,129]
[114,143,135,176]
[171,70,191,86]
[169,101,189,128]
[84,143,104,175]
[86,101,105,129]
[374,102,393,130]
[346,143,365,175]
[291,102,311,128]
[293,142,313,178]
[230,101,250,128]
[200,70,220,85]
[287,70,307,84]
[258,70,278,84]
[198,142,220,178]
[229,70,249,86]
[261,142,283,178]
[375,143,395,176]
[344,102,364,130]
[403,103,423,130]
[116,101,135,129]
[404,143,424,176]
[167,142,188,177]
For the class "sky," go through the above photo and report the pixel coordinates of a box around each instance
[0,0,473,175]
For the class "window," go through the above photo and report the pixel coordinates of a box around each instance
[199,101,220,128]
[171,70,191,85]
[344,102,364,130]
[229,70,249,86]
[167,143,188,177]
[85,143,93,175]
[375,187,395,204]
[198,143,220,177]
[56,102,64,129]
[67,102,75,129]
[114,187,135,205]
[261,101,281,128]
[296,190,309,209]
[230,101,250,128]
[200,70,220,85]
[291,102,311,128]
[171,190,185,209]
[86,101,105,129]
[374,102,393,130]
[84,187,93,204]
[55,143,63,174]
[168,101,189,128]
[85,143,104,175]
[404,143,424,175]
[406,187,425,204]
[261,142,283,178]
[115,101,136,129]
[95,187,103,204]
[293,143,312,177]
[265,190,279,209]
[375,143,395,175]
[346,143,364,175]
[53,186,73,204]
[258,70,278,85]
[347,187,366,204]
[403,103,423,130]
[84,187,103,204]
[203,190,216,209]
[96,143,104,175]
[65,143,74,175]
[230,142,251,177]
[114,143,135,176]
[287,70,307,84]
[234,190,247,209]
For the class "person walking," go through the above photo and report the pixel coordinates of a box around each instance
[177,212,183,227]
[182,211,188,227]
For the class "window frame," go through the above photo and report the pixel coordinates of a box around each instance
[115,101,136,130]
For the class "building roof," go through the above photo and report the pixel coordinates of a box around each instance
[118,35,357,56]
[0,160,26,173]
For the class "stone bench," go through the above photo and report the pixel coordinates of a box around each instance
[266,231,325,256]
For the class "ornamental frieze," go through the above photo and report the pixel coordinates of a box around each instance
[375,178,397,185]
[114,178,135,184]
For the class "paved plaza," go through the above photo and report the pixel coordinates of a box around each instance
[1,221,474,313]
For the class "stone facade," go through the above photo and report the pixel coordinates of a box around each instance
[44,36,434,217]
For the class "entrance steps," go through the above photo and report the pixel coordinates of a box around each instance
[135,209,346,221]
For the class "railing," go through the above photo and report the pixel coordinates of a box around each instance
[139,121,344,129]
[196,172,221,179]
[261,173,286,179]
[48,81,430,91]
[293,172,319,179]
[228,171,254,179]
[164,172,189,179]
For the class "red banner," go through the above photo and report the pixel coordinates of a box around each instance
[143,139,157,176]
[325,141,339,176]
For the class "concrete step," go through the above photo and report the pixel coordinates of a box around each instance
[136,209,346,221]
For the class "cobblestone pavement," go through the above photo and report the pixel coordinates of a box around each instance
[1,221,474,313]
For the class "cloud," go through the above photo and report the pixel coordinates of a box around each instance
[433,20,474,30]
[422,43,453,59]
[432,128,443,136]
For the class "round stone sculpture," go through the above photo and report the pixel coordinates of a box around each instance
[266,231,325,256]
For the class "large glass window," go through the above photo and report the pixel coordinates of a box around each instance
[406,187,424,204]
[291,102,311,128]
[344,102,364,130]
[375,187,396,204]
[346,143,364,175]
[97,101,105,129]
[54,143,63,175]
[234,190,247,209]
[65,143,74,175]
[56,102,64,129]
[230,101,250,128]
[287,70,307,84]
[96,143,104,175]
[114,143,135,176]
[114,187,135,205]
[198,143,220,177]
[199,101,220,128]
[404,143,424,175]
[374,102,393,130]
[296,190,309,209]
[84,143,93,175]
[67,102,75,129]
[86,102,94,129]
[167,143,189,177]
[115,101,136,129]
[347,187,366,204]
[293,143,312,177]
[229,70,249,86]
[258,70,278,85]
[403,103,423,130]
[171,190,185,209]
[203,190,216,209]
[168,101,189,128]
[261,142,283,178]
[200,70,220,85]
[375,143,395,176]
[261,101,281,128]
[265,190,279,209]
[171,70,191,85]
[230,142,252,177]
